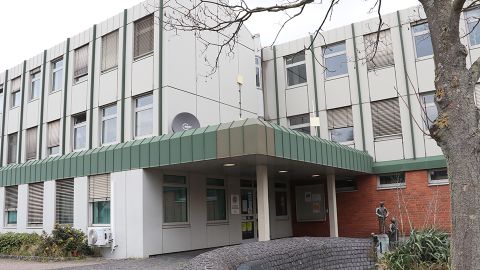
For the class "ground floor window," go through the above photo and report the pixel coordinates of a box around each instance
[164,175,188,223]
[56,179,74,225]
[274,182,288,217]
[89,174,111,225]
[378,172,406,189]
[206,178,226,222]
[428,168,448,185]
[92,201,111,224]
[336,179,357,192]
[4,186,18,226]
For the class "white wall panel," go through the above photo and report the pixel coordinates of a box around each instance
[99,70,118,106]
[25,100,40,128]
[164,87,196,133]
[197,97,220,127]
[416,59,435,92]
[70,81,88,115]
[131,56,154,97]
[7,108,20,134]
[207,225,229,247]
[424,137,443,156]
[43,181,56,234]
[285,86,309,116]
[46,91,62,122]
[220,104,240,124]
[368,67,399,101]
[325,77,351,109]
[17,185,28,232]
[164,31,196,94]
[162,227,192,253]
[73,176,88,232]
[374,138,404,161]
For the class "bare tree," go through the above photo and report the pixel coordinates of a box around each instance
[159,0,480,268]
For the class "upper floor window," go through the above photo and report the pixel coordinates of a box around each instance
[0,84,4,112]
[206,178,227,222]
[29,68,41,101]
[101,104,117,145]
[364,29,394,70]
[26,126,37,161]
[428,168,448,185]
[134,94,153,138]
[288,114,310,134]
[421,93,438,130]
[327,106,354,144]
[285,52,307,86]
[134,15,154,59]
[412,22,433,58]
[255,56,262,88]
[324,42,348,78]
[89,174,111,225]
[73,113,87,151]
[475,84,480,109]
[378,172,405,189]
[73,45,89,83]
[47,120,60,156]
[371,98,402,140]
[7,133,17,164]
[10,77,21,108]
[4,186,18,226]
[51,58,64,92]
[465,8,480,46]
[101,31,119,72]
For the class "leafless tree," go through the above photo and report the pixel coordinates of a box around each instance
[158,0,480,268]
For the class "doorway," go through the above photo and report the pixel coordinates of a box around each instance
[240,179,257,242]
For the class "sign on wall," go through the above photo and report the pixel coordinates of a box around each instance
[231,194,240,214]
[295,184,326,222]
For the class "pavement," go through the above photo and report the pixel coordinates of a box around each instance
[0,249,208,270]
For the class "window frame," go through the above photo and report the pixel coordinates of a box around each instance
[29,68,41,101]
[27,182,44,228]
[26,126,38,161]
[464,7,480,48]
[133,15,155,60]
[4,186,18,227]
[274,182,289,219]
[73,45,89,84]
[377,172,406,190]
[428,168,449,186]
[134,93,154,139]
[412,22,433,60]
[255,56,262,89]
[51,57,64,93]
[10,77,21,109]
[421,92,438,130]
[285,52,307,87]
[163,175,189,225]
[100,104,117,146]
[101,30,119,73]
[72,112,87,151]
[7,133,17,164]
[323,41,348,79]
[47,120,61,157]
[88,174,111,226]
[55,178,74,225]
[288,114,311,134]
[0,84,4,113]
[206,178,228,223]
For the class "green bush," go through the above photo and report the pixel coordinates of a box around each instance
[379,228,450,270]
[0,224,92,258]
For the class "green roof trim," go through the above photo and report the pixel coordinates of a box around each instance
[0,118,388,187]
[372,155,446,174]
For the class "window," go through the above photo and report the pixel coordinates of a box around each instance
[73,113,87,151]
[421,93,438,129]
[371,98,402,139]
[285,52,307,86]
[475,84,480,109]
[51,58,64,92]
[7,133,17,164]
[89,174,111,225]
[274,182,288,217]
[56,179,74,225]
[206,178,226,221]
[324,42,348,78]
[10,77,21,108]
[47,120,60,156]
[4,186,18,226]
[0,84,4,112]
[412,22,433,58]
[378,173,406,189]
[364,30,394,70]
[163,175,188,223]
[101,31,119,71]
[336,180,357,192]
[27,182,44,227]
[429,168,449,185]
[101,104,117,145]
[26,127,37,161]
[465,8,480,46]
[288,114,310,134]
[255,56,262,88]
[327,106,354,143]
[134,94,153,138]
[73,45,89,83]
[134,15,154,58]
[29,68,41,101]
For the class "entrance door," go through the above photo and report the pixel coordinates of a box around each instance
[240,180,257,242]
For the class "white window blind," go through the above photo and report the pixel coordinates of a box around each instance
[89,174,111,202]
[26,127,37,160]
[475,84,480,109]
[74,45,89,80]
[371,98,402,138]
[364,30,394,70]
[27,182,44,226]
[327,106,353,129]
[134,15,154,58]
[56,179,74,224]
[48,120,60,149]
[11,77,21,92]
[7,133,17,164]
[102,31,119,71]
[5,186,18,211]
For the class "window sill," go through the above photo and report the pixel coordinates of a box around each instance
[286,83,308,90]
[134,134,154,140]
[377,185,406,191]
[367,64,395,72]
[162,223,190,229]
[325,74,348,81]
[10,106,20,110]
[206,221,229,226]
[428,181,449,186]
[374,134,402,142]
[49,89,62,95]
[90,224,111,227]
[73,76,88,85]
[134,52,154,62]
[26,226,43,229]
[101,141,118,147]
[416,55,434,62]
[3,225,17,229]
[101,67,118,75]
[28,98,40,103]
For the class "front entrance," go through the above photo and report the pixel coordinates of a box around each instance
[240,179,257,242]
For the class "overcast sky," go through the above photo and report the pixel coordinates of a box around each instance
[0,0,419,71]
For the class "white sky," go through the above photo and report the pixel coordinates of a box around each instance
[0,0,419,71]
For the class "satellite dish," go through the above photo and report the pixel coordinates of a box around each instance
[171,112,200,132]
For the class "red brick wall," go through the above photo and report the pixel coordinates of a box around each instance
[290,170,451,238]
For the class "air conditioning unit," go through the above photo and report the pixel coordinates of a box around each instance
[88,227,112,247]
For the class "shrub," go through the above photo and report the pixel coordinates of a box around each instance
[0,232,42,256]
[379,228,450,270]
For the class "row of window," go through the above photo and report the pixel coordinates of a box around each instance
[0,14,154,113]
[6,93,153,164]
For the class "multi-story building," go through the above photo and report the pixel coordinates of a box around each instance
[0,0,478,259]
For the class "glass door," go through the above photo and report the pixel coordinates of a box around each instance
[240,179,257,242]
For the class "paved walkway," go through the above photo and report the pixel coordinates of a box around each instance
[0,249,208,270]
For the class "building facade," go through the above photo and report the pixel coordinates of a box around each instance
[0,0,478,259]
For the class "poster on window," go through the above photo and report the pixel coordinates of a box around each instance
[231,194,240,214]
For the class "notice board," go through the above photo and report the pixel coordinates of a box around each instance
[295,184,326,222]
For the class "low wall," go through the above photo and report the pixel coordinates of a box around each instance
[183,237,375,270]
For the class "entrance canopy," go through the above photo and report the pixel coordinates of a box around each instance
[0,118,373,187]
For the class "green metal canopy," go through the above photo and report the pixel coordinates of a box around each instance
[0,118,374,187]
